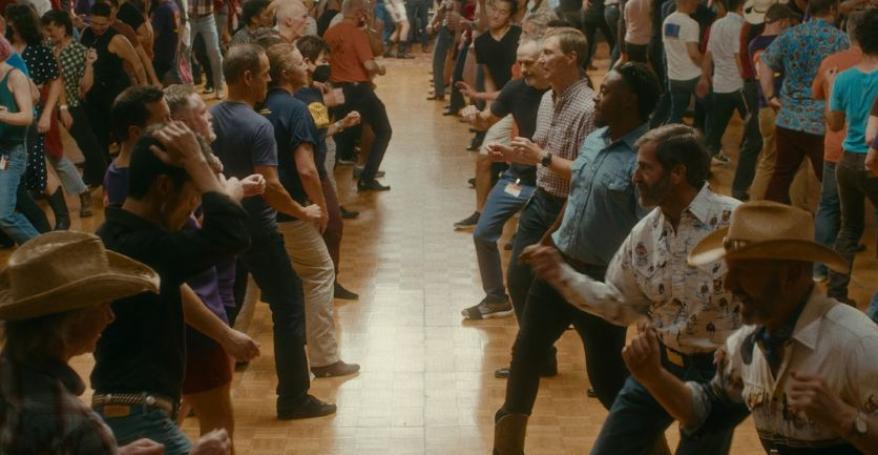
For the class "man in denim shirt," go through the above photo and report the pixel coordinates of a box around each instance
[489,62,662,453]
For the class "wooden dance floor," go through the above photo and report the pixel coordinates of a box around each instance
[57,52,877,454]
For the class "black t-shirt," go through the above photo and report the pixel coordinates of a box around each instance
[117,2,146,31]
[265,88,322,221]
[474,25,521,90]
[490,78,547,186]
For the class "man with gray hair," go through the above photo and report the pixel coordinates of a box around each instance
[324,0,393,191]
[275,0,312,43]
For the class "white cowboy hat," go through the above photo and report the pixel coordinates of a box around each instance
[743,0,789,24]
[688,201,848,273]
[0,231,159,320]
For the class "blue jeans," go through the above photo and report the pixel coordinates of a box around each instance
[432,26,453,97]
[240,229,311,414]
[99,407,191,455]
[604,3,621,65]
[0,144,39,244]
[474,173,535,301]
[48,155,87,196]
[651,77,699,128]
[406,0,430,46]
[814,161,840,279]
[591,356,735,455]
[190,14,225,88]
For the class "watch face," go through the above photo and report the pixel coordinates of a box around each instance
[855,413,868,434]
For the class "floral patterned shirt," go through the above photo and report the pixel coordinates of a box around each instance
[760,18,849,136]
[687,293,878,449]
[555,185,742,353]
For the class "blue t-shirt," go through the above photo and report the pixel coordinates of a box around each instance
[830,68,878,154]
[7,53,29,78]
[210,101,279,234]
[264,88,321,221]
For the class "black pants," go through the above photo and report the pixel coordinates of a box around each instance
[502,269,629,415]
[68,104,107,187]
[86,83,127,162]
[828,151,878,302]
[239,229,311,413]
[332,83,392,182]
[731,79,763,198]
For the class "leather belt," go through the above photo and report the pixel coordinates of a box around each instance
[660,344,715,370]
[92,392,177,418]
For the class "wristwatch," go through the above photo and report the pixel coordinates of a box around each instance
[540,152,553,167]
[852,411,868,436]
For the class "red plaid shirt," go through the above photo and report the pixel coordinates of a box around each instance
[0,354,117,454]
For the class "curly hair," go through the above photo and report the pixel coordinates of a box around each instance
[5,4,43,47]
[614,62,661,121]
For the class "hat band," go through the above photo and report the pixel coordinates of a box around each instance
[723,238,751,252]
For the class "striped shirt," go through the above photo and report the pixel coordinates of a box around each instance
[531,78,596,197]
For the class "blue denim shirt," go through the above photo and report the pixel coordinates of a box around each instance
[552,124,649,266]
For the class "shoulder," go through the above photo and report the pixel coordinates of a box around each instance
[822,302,878,343]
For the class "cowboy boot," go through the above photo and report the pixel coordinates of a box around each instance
[79,190,93,218]
[493,412,528,455]
[48,188,70,231]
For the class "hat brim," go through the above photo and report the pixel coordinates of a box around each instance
[688,227,849,274]
[0,250,159,320]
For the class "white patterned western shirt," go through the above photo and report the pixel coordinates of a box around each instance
[554,185,742,354]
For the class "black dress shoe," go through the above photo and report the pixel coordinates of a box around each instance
[340,206,360,219]
[466,143,480,152]
[442,110,457,116]
[357,180,391,192]
[334,282,359,300]
[494,365,557,379]
[277,395,337,420]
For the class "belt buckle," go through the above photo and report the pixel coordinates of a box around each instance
[100,404,131,418]
[666,348,685,368]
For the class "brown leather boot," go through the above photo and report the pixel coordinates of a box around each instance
[493,413,528,455]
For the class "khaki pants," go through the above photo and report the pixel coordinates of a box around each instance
[749,108,819,212]
[278,220,339,367]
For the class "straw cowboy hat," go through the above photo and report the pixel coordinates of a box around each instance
[0,231,159,321]
[743,0,790,24]
[688,201,849,273]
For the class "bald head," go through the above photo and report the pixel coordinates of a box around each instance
[275,0,309,40]
[342,0,367,16]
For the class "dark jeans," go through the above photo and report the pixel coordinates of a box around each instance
[705,89,747,157]
[828,152,878,301]
[507,189,565,320]
[625,42,649,64]
[406,0,430,46]
[67,104,107,187]
[474,172,535,301]
[605,4,621,64]
[814,161,840,279]
[584,8,615,67]
[591,351,735,455]
[86,83,127,159]
[332,83,392,182]
[764,126,824,204]
[239,229,311,413]
[432,26,453,97]
[501,272,628,415]
[448,38,471,113]
[650,76,698,128]
[731,80,763,198]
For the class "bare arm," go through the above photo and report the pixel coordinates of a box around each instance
[109,35,147,85]
[254,164,323,221]
[38,78,63,132]
[293,143,329,231]
[80,51,96,96]
[866,114,877,145]
[686,41,703,66]
[758,59,778,105]
[181,284,260,361]
[135,43,160,86]
[0,70,34,126]
[364,59,386,77]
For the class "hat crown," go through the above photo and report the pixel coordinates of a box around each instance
[6,232,112,302]
[725,201,814,246]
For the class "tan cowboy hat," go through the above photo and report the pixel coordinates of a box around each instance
[688,201,849,273]
[0,231,160,321]
[743,0,790,24]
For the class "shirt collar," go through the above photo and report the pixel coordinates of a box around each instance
[2,353,86,396]
[552,78,590,104]
[790,290,838,350]
[683,184,714,225]
[600,122,648,151]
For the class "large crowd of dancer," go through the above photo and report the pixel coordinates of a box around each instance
[0,0,875,452]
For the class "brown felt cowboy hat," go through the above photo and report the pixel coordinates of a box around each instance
[688,201,849,273]
[0,231,159,321]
